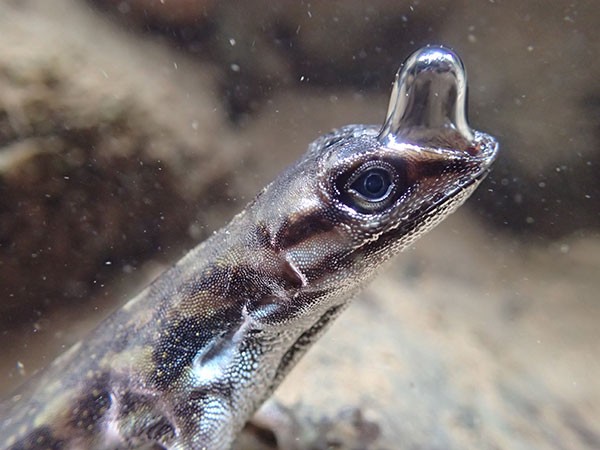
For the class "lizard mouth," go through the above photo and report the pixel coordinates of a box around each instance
[357,155,494,260]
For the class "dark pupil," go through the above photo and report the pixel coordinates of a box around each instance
[364,173,384,196]
[352,168,392,201]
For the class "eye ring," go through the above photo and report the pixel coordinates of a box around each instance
[349,167,393,202]
[339,161,399,213]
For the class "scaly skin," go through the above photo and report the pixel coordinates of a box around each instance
[0,47,498,450]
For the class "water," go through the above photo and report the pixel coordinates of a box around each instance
[0,1,597,449]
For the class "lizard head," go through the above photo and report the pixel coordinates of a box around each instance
[251,46,498,320]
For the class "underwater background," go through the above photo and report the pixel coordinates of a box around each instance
[0,1,598,448]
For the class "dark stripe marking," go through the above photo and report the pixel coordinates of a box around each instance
[273,211,335,251]
[151,308,241,391]
[69,372,112,434]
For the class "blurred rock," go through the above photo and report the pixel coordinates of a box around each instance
[100,0,217,27]
[0,0,238,321]
[93,0,447,117]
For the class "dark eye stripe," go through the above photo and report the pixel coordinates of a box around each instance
[274,211,334,250]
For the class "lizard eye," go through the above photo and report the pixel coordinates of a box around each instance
[339,162,403,213]
[350,168,392,202]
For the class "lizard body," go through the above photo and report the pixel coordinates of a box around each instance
[0,47,498,450]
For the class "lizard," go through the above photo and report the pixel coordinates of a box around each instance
[0,46,498,450]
